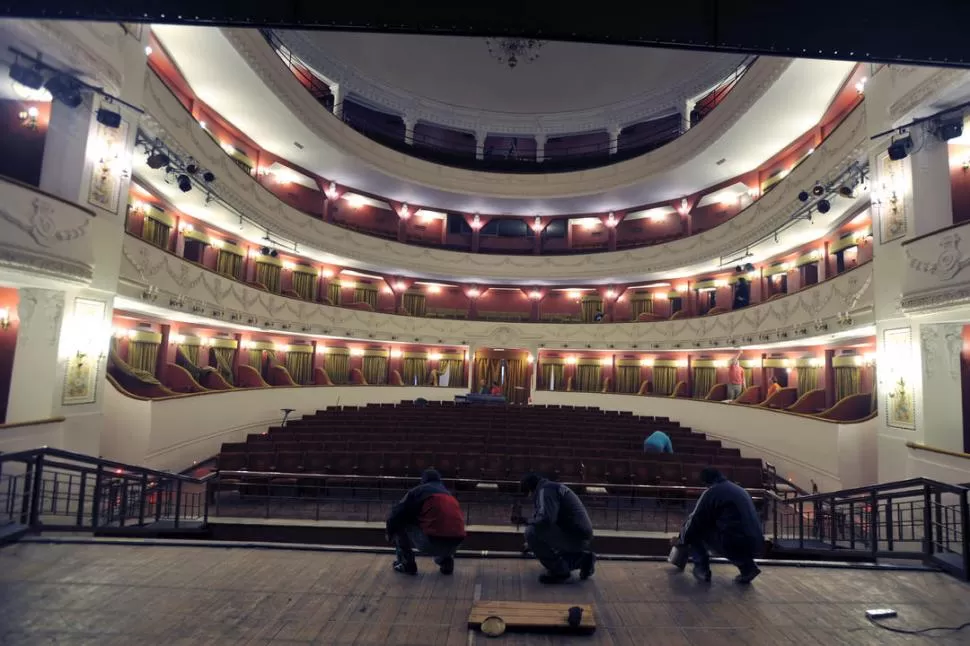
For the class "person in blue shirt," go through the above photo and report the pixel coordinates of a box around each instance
[643,430,673,454]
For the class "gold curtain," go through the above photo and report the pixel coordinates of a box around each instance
[475,356,495,390]
[403,357,427,385]
[178,344,199,366]
[692,366,717,399]
[630,295,654,319]
[581,296,603,323]
[142,217,170,249]
[403,292,427,316]
[248,349,263,373]
[654,366,678,396]
[835,366,861,401]
[128,340,159,375]
[616,366,641,393]
[363,355,387,385]
[212,347,235,384]
[325,353,349,384]
[287,351,312,384]
[326,282,341,305]
[502,358,528,402]
[292,272,315,301]
[743,367,754,389]
[439,359,464,385]
[216,250,242,279]
[354,286,378,309]
[255,262,282,293]
[541,363,565,391]
[796,366,820,398]
[576,364,601,392]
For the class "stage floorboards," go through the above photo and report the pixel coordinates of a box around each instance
[1,541,969,645]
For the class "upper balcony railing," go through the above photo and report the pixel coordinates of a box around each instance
[261,29,754,174]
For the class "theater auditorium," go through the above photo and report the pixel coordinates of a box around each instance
[1,8,970,644]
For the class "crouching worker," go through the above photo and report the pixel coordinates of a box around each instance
[386,469,466,575]
[518,473,595,584]
[671,467,763,584]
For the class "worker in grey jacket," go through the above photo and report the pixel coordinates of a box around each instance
[517,473,595,584]
[672,467,763,584]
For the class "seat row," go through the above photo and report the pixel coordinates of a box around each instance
[228,440,742,460]
[216,450,762,489]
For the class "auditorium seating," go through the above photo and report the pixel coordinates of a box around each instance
[216,403,765,493]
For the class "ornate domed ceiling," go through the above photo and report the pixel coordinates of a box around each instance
[275,30,748,134]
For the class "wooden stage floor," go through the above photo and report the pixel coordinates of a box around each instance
[1,541,969,645]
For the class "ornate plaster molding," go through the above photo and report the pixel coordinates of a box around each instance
[120,235,874,351]
[920,323,962,382]
[140,70,869,283]
[6,20,127,94]
[0,177,96,286]
[276,30,747,136]
[15,288,64,349]
[223,28,793,199]
[890,67,970,122]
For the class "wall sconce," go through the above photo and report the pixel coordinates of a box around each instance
[471,214,482,230]
[565,356,578,365]
[326,181,338,199]
[18,106,38,130]
[529,290,542,300]
[399,204,410,219]
[606,212,617,228]
[467,288,481,299]
[349,348,365,357]
[532,216,543,232]
[394,281,406,291]
[640,357,654,367]
[605,290,616,299]
[526,353,534,364]
[430,352,443,362]
[0,307,9,330]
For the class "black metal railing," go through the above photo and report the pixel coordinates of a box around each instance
[0,447,209,534]
[261,29,754,174]
[771,478,969,580]
[209,470,776,535]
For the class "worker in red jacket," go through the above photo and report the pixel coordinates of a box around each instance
[386,469,466,575]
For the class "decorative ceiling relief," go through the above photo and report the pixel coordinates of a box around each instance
[121,236,874,351]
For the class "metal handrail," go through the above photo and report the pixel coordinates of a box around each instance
[0,447,204,484]
[789,478,969,503]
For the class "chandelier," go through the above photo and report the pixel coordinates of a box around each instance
[486,38,544,69]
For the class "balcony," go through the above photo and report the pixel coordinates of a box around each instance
[119,234,874,351]
[0,175,96,286]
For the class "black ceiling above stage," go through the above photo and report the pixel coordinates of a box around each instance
[4,0,970,69]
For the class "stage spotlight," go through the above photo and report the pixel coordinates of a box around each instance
[838,183,856,198]
[96,107,121,128]
[9,63,43,90]
[798,190,810,202]
[888,135,913,161]
[176,174,192,192]
[743,263,755,272]
[202,170,215,183]
[936,117,963,142]
[735,265,743,273]
[45,74,82,108]
[811,184,825,196]
[185,162,199,175]
[816,199,831,214]
[260,246,271,256]
[270,249,279,258]
[146,151,170,169]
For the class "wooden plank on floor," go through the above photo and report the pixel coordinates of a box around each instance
[468,600,596,631]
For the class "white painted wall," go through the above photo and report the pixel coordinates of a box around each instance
[101,384,467,472]
[907,446,970,485]
[0,419,65,455]
[532,391,876,493]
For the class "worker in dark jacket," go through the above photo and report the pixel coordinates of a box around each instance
[386,469,466,575]
[672,467,763,584]
[518,473,595,583]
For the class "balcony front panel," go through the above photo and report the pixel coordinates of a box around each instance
[0,175,96,286]
[901,220,970,313]
[140,68,869,282]
[120,235,874,350]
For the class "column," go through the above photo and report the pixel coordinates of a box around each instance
[608,124,621,155]
[5,288,66,423]
[331,83,344,119]
[535,134,546,163]
[404,115,416,146]
[684,99,696,129]
[475,130,486,160]
[908,132,953,237]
